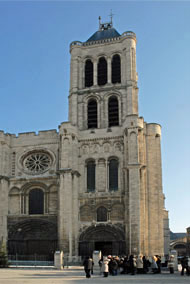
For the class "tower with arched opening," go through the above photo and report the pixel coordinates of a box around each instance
[0,17,169,261]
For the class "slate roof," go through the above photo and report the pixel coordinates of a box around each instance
[86,27,120,42]
[170,231,186,241]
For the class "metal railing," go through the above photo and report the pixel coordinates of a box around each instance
[8,254,54,267]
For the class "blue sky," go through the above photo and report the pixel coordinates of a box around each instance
[0,1,190,232]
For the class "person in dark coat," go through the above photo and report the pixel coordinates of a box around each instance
[142,256,149,273]
[156,255,161,273]
[181,256,188,276]
[122,256,129,274]
[83,256,93,278]
[129,255,136,275]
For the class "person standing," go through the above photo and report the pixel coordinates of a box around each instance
[167,255,175,274]
[83,256,93,278]
[156,255,161,273]
[102,257,109,277]
[98,257,103,275]
[137,255,144,274]
[142,256,149,273]
[129,255,137,275]
[181,256,188,276]
[151,256,158,273]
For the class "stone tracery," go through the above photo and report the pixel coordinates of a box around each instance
[22,152,52,174]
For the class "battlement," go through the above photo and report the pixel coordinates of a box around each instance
[0,129,59,145]
[0,130,15,138]
[17,129,58,138]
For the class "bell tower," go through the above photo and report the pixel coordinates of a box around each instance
[63,17,169,257]
[68,17,138,130]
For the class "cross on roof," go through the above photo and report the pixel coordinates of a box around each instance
[109,10,114,24]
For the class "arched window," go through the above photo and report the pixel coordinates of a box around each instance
[97,206,108,222]
[87,160,95,192]
[85,59,93,87]
[109,159,118,191]
[108,96,119,127]
[88,99,97,129]
[98,57,107,86]
[29,188,44,214]
[112,54,121,83]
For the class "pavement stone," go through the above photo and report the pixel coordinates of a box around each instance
[0,267,190,284]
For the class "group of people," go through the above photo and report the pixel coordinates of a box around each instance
[83,254,190,278]
[98,255,160,277]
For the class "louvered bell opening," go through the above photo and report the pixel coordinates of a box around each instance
[108,97,119,127]
[109,159,118,191]
[87,161,95,192]
[88,100,97,129]
[112,54,121,84]
[98,57,107,86]
[85,60,93,87]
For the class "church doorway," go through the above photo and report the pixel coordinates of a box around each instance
[79,224,126,257]
[8,218,57,260]
[95,241,112,256]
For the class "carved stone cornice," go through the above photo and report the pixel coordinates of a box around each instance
[124,163,146,170]
[57,168,72,174]
[79,136,123,143]
[0,175,9,182]
[57,168,80,177]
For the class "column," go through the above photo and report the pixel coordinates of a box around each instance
[58,170,73,256]
[72,172,80,256]
[94,60,97,86]
[128,166,141,255]
[107,57,111,84]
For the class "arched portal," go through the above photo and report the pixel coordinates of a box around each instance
[79,224,125,257]
[8,219,57,259]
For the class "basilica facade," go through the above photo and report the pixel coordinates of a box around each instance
[0,19,169,259]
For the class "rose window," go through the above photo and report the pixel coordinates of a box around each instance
[23,152,52,174]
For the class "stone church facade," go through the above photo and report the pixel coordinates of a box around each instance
[0,19,169,259]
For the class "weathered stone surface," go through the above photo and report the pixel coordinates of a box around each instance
[0,22,169,257]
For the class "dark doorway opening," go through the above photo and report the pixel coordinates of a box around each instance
[8,219,57,260]
[79,224,126,257]
[95,241,112,256]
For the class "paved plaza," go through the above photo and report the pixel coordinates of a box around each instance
[0,267,190,284]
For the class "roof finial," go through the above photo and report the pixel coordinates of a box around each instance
[109,10,114,25]
[99,16,101,29]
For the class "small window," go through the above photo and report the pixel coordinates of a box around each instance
[29,188,44,214]
[97,206,108,222]
[88,99,97,129]
[109,159,118,191]
[98,57,107,86]
[108,96,119,127]
[85,59,93,87]
[112,54,121,84]
[87,160,95,192]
